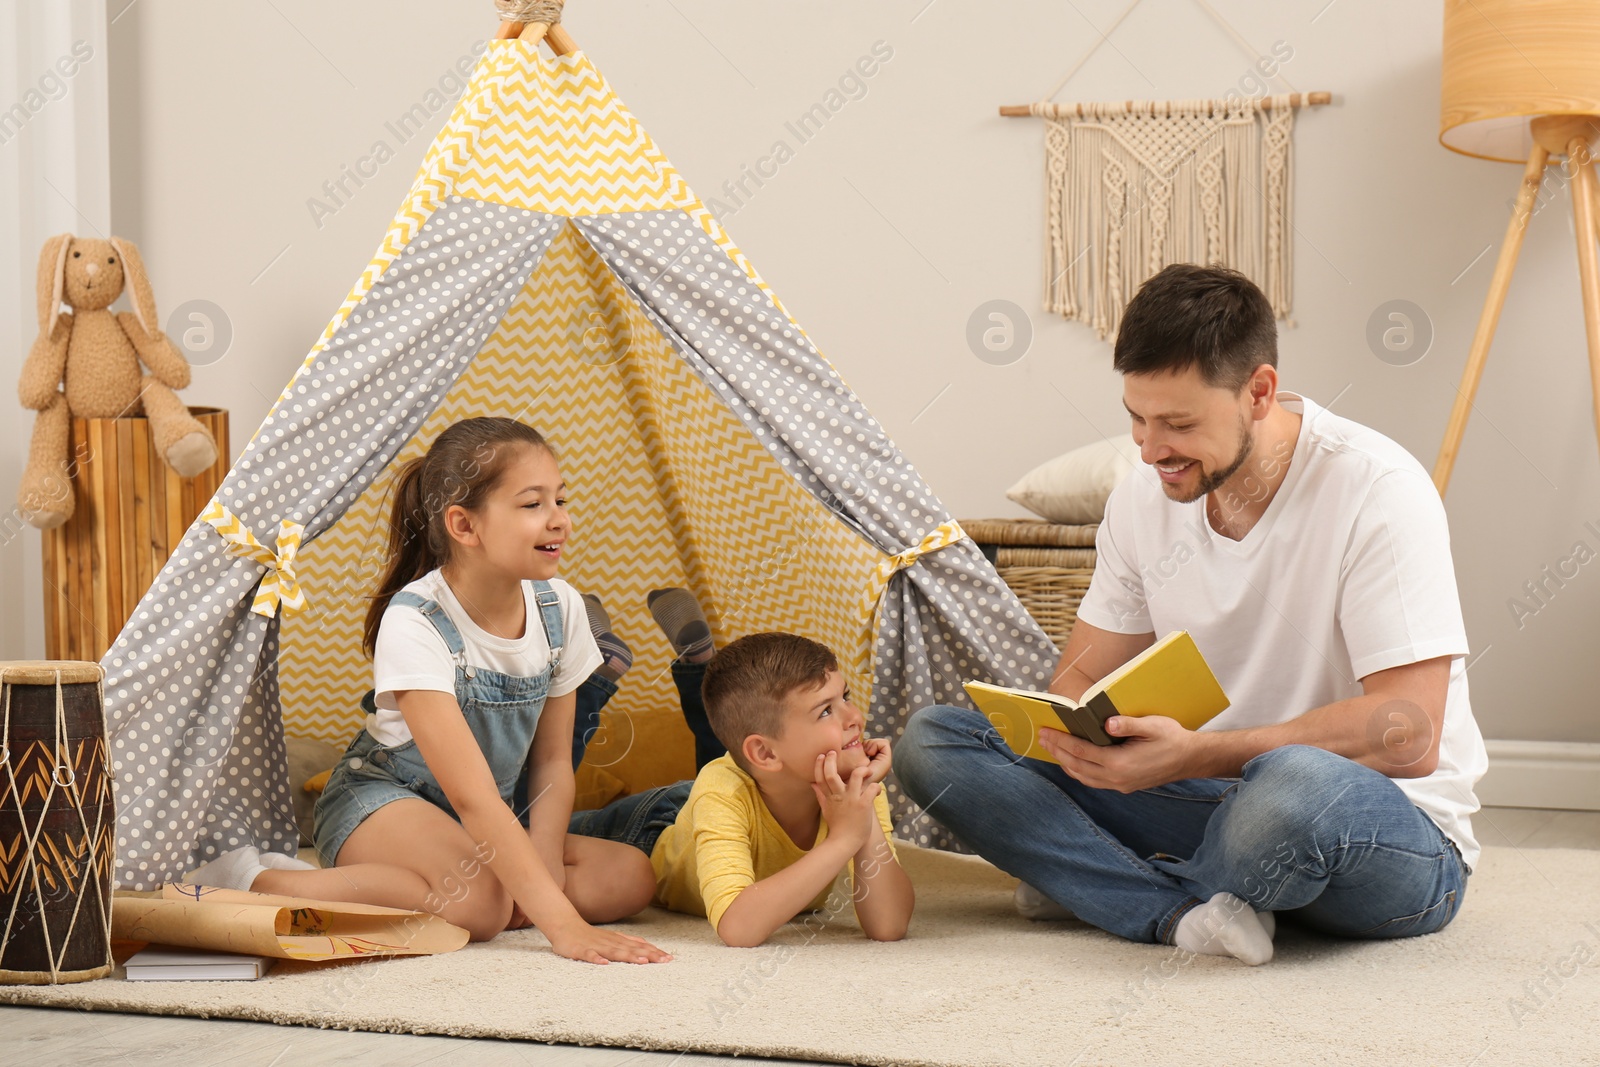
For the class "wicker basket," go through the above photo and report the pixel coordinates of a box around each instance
[961,518,1099,650]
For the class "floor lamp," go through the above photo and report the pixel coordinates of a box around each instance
[1433,0,1600,497]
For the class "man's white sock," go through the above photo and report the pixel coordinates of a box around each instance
[1015,881,1076,921]
[1173,892,1275,965]
[185,845,267,891]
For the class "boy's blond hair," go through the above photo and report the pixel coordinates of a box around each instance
[701,632,839,773]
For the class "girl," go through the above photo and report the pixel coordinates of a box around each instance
[187,418,671,965]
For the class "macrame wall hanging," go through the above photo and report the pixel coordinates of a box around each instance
[1001,0,1332,340]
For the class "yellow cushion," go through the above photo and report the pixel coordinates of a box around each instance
[580,705,698,794]
[573,764,628,811]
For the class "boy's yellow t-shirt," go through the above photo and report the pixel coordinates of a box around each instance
[649,753,899,933]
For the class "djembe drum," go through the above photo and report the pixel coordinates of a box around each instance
[0,661,114,984]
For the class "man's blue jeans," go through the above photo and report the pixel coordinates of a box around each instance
[894,705,1470,945]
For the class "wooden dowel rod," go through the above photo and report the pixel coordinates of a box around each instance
[1000,91,1333,117]
[493,17,576,54]
[547,24,578,54]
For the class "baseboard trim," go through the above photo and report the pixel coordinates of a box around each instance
[1479,740,1600,811]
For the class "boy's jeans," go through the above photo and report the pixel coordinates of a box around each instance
[894,704,1469,945]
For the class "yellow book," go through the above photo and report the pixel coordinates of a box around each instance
[963,630,1229,764]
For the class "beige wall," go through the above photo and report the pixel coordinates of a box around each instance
[61,0,1599,744]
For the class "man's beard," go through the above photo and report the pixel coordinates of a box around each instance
[1163,414,1254,504]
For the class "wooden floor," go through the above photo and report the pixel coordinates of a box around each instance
[3,1006,759,1066]
[6,805,1600,1066]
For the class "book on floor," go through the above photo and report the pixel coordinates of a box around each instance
[124,945,275,981]
[964,630,1229,762]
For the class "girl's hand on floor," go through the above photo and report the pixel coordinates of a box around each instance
[549,923,674,965]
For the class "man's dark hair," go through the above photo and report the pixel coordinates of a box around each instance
[1112,264,1277,391]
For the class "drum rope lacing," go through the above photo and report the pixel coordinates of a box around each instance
[0,667,108,983]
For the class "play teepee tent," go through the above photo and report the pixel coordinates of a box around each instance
[102,7,1059,890]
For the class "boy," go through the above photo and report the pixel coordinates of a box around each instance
[571,631,914,946]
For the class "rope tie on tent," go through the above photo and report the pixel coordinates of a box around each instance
[200,502,308,619]
[494,0,563,23]
[854,519,969,676]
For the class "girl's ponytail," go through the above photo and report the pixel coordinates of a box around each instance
[362,455,441,658]
[361,417,554,658]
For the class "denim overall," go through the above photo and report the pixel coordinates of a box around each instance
[310,580,567,867]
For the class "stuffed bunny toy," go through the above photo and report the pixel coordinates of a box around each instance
[17,234,218,529]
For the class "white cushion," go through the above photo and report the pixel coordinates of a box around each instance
[1005,434,1143,524]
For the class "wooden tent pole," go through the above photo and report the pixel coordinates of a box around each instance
[545,25,578,54]
[495,12,578,55]
[999,91,1332,117]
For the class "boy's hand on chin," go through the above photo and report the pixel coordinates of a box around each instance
[811,751,879,848]
[862,737,892,785]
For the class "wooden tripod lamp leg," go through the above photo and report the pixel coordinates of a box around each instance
[1568,138,1600,466]
[1432,144,1550,497]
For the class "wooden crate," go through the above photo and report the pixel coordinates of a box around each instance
[962,518,1099,651]
[43,408,230,663]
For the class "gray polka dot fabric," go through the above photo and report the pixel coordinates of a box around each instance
[575,212,1060,852]
[104,198,563,889]
[103,198,1058,888]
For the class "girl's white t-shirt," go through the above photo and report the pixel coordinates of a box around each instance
[367,569,602,747]
[1074,391,1488,871]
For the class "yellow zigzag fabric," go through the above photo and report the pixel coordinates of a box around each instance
[252,43,688,453]
[279,221,883,747]
[274,41,894,755]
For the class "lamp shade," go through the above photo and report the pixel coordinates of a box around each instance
[1441,0,1600,163]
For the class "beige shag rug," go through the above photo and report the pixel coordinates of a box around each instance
[3,844,1598,1067]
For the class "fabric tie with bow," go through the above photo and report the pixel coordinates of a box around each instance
[200,501,308,619]
[853,519,968,677]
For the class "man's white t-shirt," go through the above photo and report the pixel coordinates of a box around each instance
[1074,391,1488,871]
[367,569,602,747]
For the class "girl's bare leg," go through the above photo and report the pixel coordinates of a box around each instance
[560,833,656,924]
[252,798,514,941]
